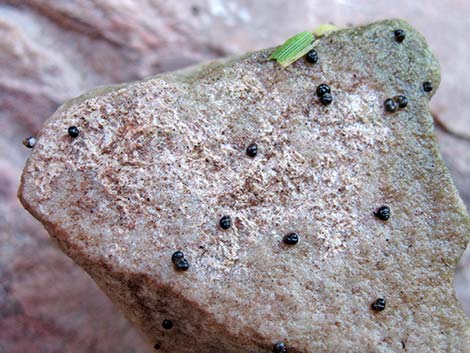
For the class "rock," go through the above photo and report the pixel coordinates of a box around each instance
[3,2,470,352]
[18,19,470,352]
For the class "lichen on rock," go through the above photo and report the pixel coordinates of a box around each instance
[18,19,470,352]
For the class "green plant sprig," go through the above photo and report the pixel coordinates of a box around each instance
[269,24,339,68]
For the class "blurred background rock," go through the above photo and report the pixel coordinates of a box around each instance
[0,1,468,352]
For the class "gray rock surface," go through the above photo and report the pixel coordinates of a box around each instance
[18,19,470,353]
[2,1,470,352]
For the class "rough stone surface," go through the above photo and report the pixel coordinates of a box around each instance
[18,19,470,353]
[2,1,470,352]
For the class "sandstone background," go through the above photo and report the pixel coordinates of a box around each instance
[0,1,468,352]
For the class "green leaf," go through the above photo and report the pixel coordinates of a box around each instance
[269,31,315,68]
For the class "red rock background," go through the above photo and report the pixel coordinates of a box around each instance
[0,1,469,352]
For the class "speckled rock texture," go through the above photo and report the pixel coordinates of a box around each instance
[2,2,470,353]
[18,19,470,352]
